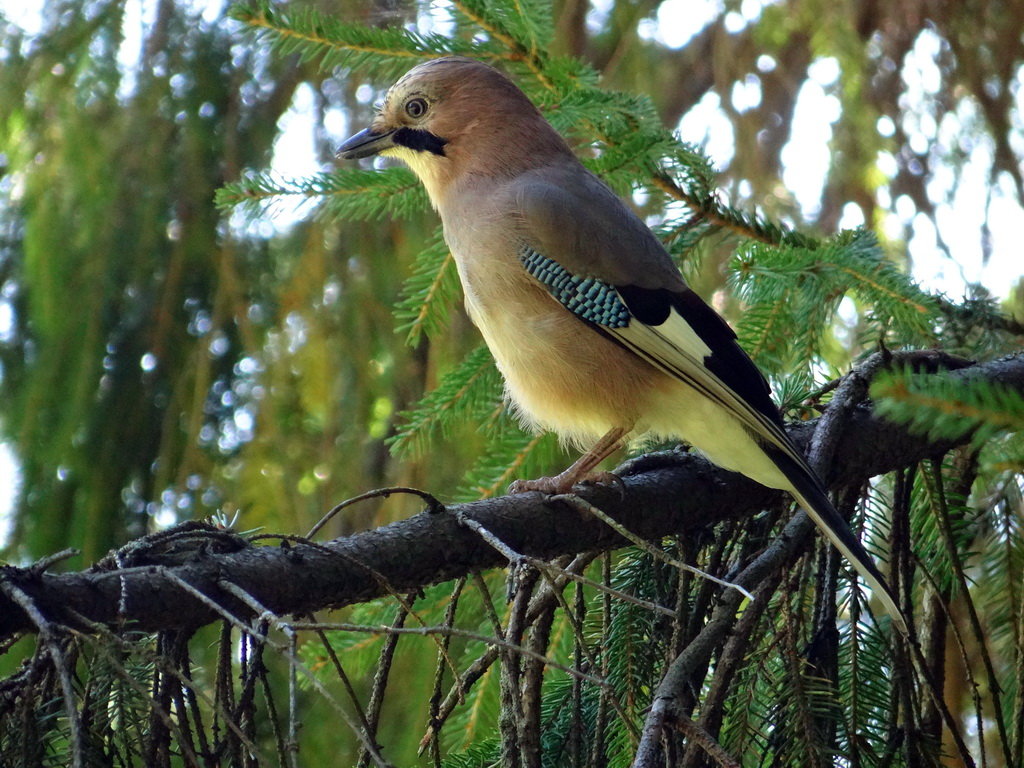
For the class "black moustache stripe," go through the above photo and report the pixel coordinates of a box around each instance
[393,127,448,156]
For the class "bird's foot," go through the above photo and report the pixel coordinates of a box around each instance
[509,470,624,496]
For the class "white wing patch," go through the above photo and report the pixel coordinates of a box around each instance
[646,306,712,360]
[609,303,796,459]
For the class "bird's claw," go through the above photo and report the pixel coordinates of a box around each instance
[508,475,565,494]
[588,470,626,497]
[508,470,624,497]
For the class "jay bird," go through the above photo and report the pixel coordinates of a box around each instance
[338,57,906,632]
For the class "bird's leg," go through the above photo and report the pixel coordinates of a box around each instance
[508,426,629,495]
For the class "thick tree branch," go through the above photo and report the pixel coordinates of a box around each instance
[1,352,1021,640]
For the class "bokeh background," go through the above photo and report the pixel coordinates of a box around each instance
[0,1,1022,762]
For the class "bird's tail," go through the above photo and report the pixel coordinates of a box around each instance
[767,446,909,635]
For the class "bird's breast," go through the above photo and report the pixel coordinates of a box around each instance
[446,232,658,446]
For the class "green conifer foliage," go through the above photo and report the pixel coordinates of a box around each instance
[1,0,1021,766]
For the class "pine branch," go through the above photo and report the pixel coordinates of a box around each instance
[393,232,460,344]
[937,293,1024,337]
[871,369,1024,442]
[448,0,553,85]
[450,0,553,57]
[230,0,496,79]
[388,345,503,457]
[730,229,940,370]
[2,352,1020,640]
[216,168,430,221]
[650,172,814,248]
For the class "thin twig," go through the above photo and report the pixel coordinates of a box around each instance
[529,559,642,743]
[631,505,822,767]
[245,531,466,689]
[306,487,444,539]
[590,553,612,768]
[456,512,525,563]
[911,551,989,765]
[540,552,677,616]
[423,577,466,764]
[499,564,537,768]
[519,571,558,768]
[291,622,609,687]
[456,517,644,746]
[0,580,84,768]
[681,575,782,768]
[419,556,601,755]
[553,494,755,601]
[673,714,741,768]
[28,548,80,575]
[418,645,501,754]
[473,571,505,636]
[570,581,585,768]
[63,613,249,765]
[358,598,413,768]
[287,630,299,768]
[174,575,394,768]
[312,625,374,735]
[256,651,290,766]
[926,459,1012,766]
[462,513,675,617]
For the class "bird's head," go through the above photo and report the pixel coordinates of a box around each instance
[337,57,570,204]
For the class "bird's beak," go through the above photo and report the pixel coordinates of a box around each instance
[336,127,396,160]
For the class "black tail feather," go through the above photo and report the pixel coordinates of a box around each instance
[764,444,909,635]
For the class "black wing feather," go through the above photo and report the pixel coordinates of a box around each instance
[616,284,784,431]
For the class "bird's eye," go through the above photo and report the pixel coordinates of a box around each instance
[405,97,429,119]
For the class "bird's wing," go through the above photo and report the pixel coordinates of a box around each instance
[512,170,792,460]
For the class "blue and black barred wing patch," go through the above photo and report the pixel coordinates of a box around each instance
[518,246,630,328]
